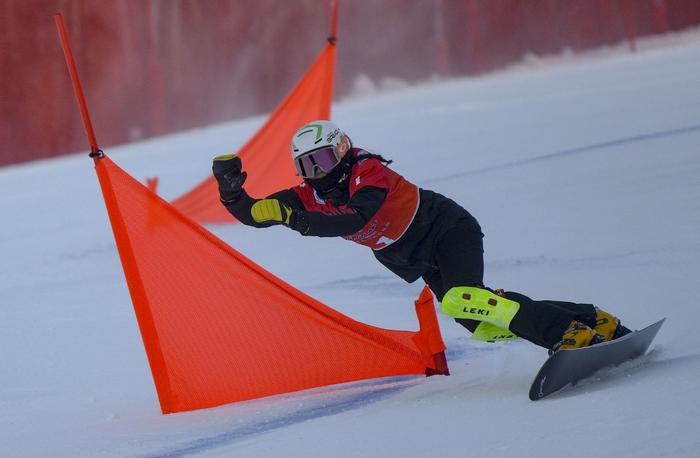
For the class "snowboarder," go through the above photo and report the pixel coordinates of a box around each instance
[212,120,630,352]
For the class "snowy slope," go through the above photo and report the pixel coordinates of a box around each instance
[2,34,700,457]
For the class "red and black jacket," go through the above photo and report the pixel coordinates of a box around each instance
[225,148,477,282]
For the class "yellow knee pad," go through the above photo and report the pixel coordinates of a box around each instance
[442,286,521,332]
[472,322,518,342]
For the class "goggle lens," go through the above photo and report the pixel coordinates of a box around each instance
[294,147,341,178]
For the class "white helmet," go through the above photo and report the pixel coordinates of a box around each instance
[291,120,351,179]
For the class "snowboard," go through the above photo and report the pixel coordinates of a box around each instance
[529,318,665,401]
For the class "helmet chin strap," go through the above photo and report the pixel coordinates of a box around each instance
[308,167,351,206]
[308,172,344,193]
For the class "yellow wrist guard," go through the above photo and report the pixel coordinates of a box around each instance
[251,199,292,225]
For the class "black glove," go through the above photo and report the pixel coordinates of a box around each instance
[212,154,247,204]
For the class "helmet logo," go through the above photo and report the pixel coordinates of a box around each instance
[326,128,340,144]
[297,124,324,141]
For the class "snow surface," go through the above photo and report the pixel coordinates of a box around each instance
[2,34,700,457]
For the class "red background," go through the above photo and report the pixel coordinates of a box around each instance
[2,0,699,166]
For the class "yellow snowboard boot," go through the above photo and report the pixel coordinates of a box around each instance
[594,307,631,341]
[552,321,605,353]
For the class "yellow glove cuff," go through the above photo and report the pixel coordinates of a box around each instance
[213,154,237,162]
[251,199,291,225]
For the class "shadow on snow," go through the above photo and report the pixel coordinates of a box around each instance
[143,376,422,458]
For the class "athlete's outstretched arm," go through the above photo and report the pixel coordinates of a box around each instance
[213,154,387,235]
[229,186,386,236]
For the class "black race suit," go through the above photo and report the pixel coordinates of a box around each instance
[225,158,597,350]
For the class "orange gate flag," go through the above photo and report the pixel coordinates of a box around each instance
[96,154,448,414]
[172,41,336,224]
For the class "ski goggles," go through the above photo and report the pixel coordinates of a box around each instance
[294,146,342,179]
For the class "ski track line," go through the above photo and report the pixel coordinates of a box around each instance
[485,247,690,272]
[420,124,700,185]
[305,247,686,294]
[141,379,419,458]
